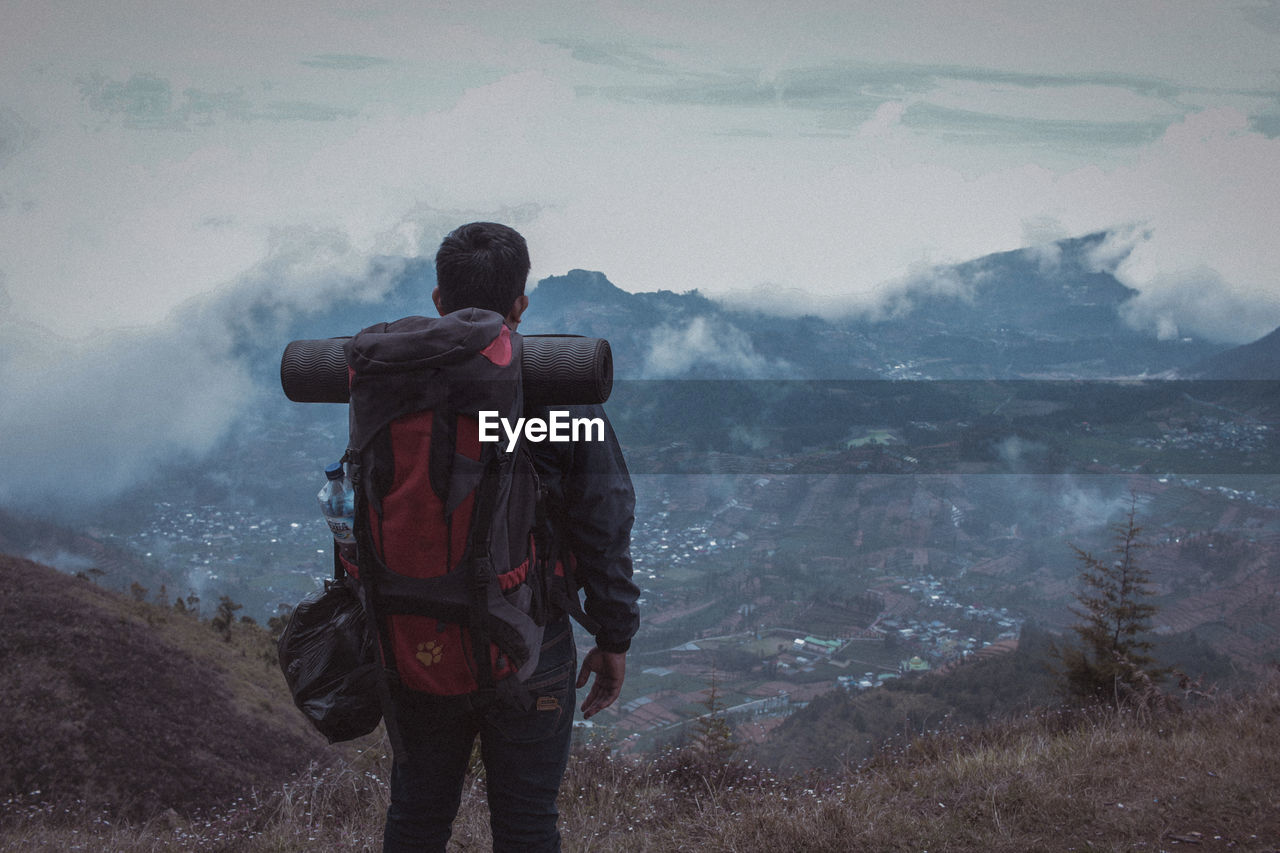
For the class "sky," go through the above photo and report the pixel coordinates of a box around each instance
[2,0,1280,506]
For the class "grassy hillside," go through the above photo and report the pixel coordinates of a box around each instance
[0,554,338,822]
[4,668,1278,850]
[3,549,1276,850]
[751,623,1241,774]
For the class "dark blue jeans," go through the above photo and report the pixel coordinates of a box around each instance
[382,617,577,853]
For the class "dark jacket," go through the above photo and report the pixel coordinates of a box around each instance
[529,403,640,653]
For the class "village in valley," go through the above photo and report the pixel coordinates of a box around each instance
[59,384,1280,756]
[578,471,1032,751]
[577,452,1280,752]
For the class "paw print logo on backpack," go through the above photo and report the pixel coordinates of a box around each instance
[415,641,443,668]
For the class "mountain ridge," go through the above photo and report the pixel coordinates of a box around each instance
[1188,325,1280,379]
[250,229,1249,382]
[521,231,1242,379]
[0,552,334,821]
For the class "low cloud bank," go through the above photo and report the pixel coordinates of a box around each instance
[0,316,255,510]
[0,229,416,513]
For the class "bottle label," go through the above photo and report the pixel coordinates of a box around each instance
[326,517,356,543]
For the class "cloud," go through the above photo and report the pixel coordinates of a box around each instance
[1056,481,1133,532]
[996,436,1048,468]
[856,101,906,140]
[3,4,1278,348]
[543,38,676,75]
[592,60,1193,138]
[1119,265,1266,342]
[23,549,96,573]
[258,101,359,122]
[1019,216,1069,274]
[299,54,392,71]
[78,72,357,128]
[642,317,787,378]
[0,107,38,170]
[900,102,1170,148]
[1,2,1278,518]
[0,316,256,510]
[1243,0,1280,35]
[1095,109,1280,342]
[0,224,417,512]
[538,104,1280,343]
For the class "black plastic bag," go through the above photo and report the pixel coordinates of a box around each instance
[278,577,383,743]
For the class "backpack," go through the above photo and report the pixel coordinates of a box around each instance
[341,308,584,720]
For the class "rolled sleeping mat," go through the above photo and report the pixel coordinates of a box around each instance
[521,334,613,408]
[280,337,351,404]
[280,334,613,407]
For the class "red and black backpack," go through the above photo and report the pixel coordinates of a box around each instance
[341,308,573,725]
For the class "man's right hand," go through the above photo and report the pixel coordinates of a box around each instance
[576,647,626,719]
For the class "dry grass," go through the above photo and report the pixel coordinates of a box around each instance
[1,747,390,853]
[595,683,1280,853]
[0,555,335,822]
[6,676,1278,852]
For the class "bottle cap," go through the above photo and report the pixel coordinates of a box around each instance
[325,461,344,480]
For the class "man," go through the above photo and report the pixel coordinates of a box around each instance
[382,222,640,852]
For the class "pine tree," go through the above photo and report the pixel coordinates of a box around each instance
[1056,499,1164,705]
[693,668,736,762]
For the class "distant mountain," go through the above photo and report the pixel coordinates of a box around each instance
[1186,325,1280,379]
[248,230,1234,383]
[0,553,333,820]
[524,270,814,378]
[863,233,1213,378]
[885,234,1137,335]
[524,233,1227,379]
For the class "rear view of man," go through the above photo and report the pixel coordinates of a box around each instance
[380,222,639,852]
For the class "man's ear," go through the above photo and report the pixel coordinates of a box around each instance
[505,293,529,327]
[432,286,445,317]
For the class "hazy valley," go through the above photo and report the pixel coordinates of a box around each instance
[5,232,1280,847]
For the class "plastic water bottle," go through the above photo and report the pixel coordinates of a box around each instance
[318,461,356,546]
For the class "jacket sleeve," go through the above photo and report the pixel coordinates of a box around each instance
[531,404,640,654]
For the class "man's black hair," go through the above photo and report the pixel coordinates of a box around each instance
[434,222,530,316]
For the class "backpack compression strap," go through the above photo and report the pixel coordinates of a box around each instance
[543,499,603,637]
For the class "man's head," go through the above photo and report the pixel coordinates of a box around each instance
[433,222,530,326]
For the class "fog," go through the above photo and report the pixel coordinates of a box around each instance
[2,0,1278,512]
